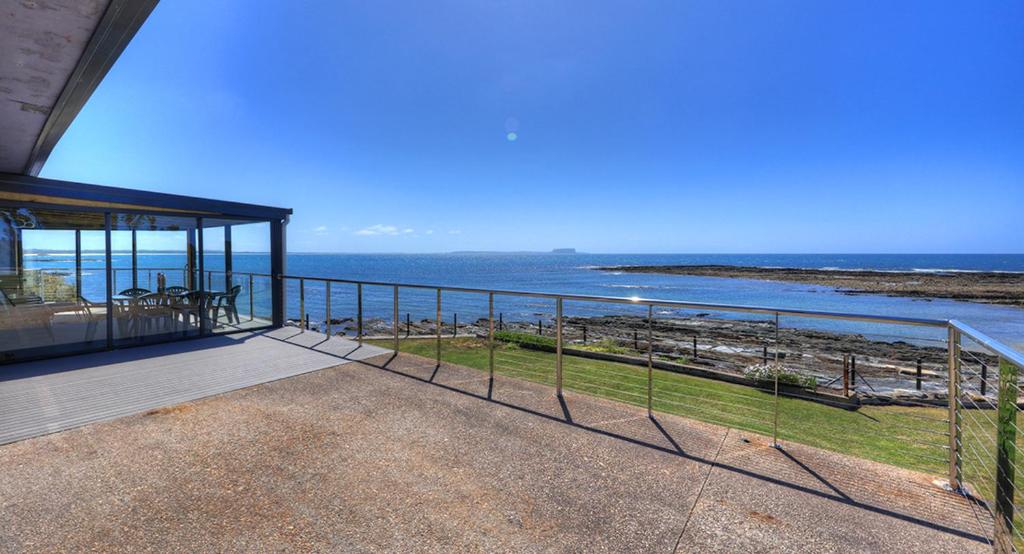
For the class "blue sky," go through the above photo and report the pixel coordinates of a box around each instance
[40,0,1024,254]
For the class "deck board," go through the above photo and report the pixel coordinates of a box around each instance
[0,327,389,445]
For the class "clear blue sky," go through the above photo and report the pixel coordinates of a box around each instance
[40,0,1023,254]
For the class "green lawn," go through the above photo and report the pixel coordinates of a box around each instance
[372,336,1015,520]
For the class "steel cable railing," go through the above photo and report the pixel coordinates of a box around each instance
[950,321,1024,552]
[30,265,1022,551]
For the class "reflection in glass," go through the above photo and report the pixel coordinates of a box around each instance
[0,206,108,360]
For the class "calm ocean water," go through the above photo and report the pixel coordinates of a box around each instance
[26,253,1024,350]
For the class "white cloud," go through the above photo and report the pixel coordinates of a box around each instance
[425,229,434,235]
[447,229,462,235]
[355,224,414,237]
[313,225,329,236]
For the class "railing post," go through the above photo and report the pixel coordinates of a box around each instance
[947,325,962,491]
[325,281,332,338]
[843,354,850,397]
[773,312,780,448]
[488,292,495,397]
[357,283,363,345]
[994,356,1020,553]
[647,304,653,416]
[982,362,989,397]
[556,298,563,397]
[436,288,442,366]
[393,285,399,352]
[299,278,305,333]
[916,359,922,391]
[248,273,254,321]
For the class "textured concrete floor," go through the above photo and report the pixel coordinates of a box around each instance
[0,351,992,553]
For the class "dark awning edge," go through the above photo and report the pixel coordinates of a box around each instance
[0,172,292,221]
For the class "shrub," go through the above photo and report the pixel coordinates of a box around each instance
[743,363,817,390]
[577,339,630,355]
[493,331,556,351]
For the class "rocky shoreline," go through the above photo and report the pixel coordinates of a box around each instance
[598,264,1024,307]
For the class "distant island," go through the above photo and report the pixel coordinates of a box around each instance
[596,264,1024,307]
[448,249,580,255]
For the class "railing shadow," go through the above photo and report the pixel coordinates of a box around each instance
[249,328,990,545]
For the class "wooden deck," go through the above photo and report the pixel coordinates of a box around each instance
[0,327,390,445]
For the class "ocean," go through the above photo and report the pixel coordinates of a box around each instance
[24,252,1024,350]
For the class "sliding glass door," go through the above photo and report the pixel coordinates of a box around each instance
[110,213,200,346]
[0,206,108,362]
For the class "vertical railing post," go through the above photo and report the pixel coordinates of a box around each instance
[131,230,138,289]
[982,362,989,397]
[843,354,850,397]
[248,273,254,321]
[74,229,82,299]
[773,312,780,448]
[435,288,442,366]
[947,325,962,490]
[647,304,653,416]
[325,281,332,338]
[556,298,563,397]
[299,279,305,333]
[994,356,1020,553]
[393,285,399,352]
[357,283,363,345]
[488,292,495,397]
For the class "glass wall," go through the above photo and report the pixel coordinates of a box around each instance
[0,204,279,365]
[110,213,200,346]
[0,206,108,362]
[202,220,272,334]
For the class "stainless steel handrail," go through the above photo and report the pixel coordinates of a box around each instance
[950,320,1024,371]
[268,273,948,328]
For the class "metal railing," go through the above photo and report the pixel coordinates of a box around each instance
[18,264,1024,550]
[270,272,1024,552]
[18,266,274,331]
[950,320,1024,552]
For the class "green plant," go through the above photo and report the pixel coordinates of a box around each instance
[743,363,817,390]
[493,330,556,351]
[576,339,630,355]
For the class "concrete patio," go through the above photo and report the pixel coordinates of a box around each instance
[0,334,993,552]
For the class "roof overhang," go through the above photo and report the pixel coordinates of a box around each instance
[1,0,158,176]
[0,172,293,221]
